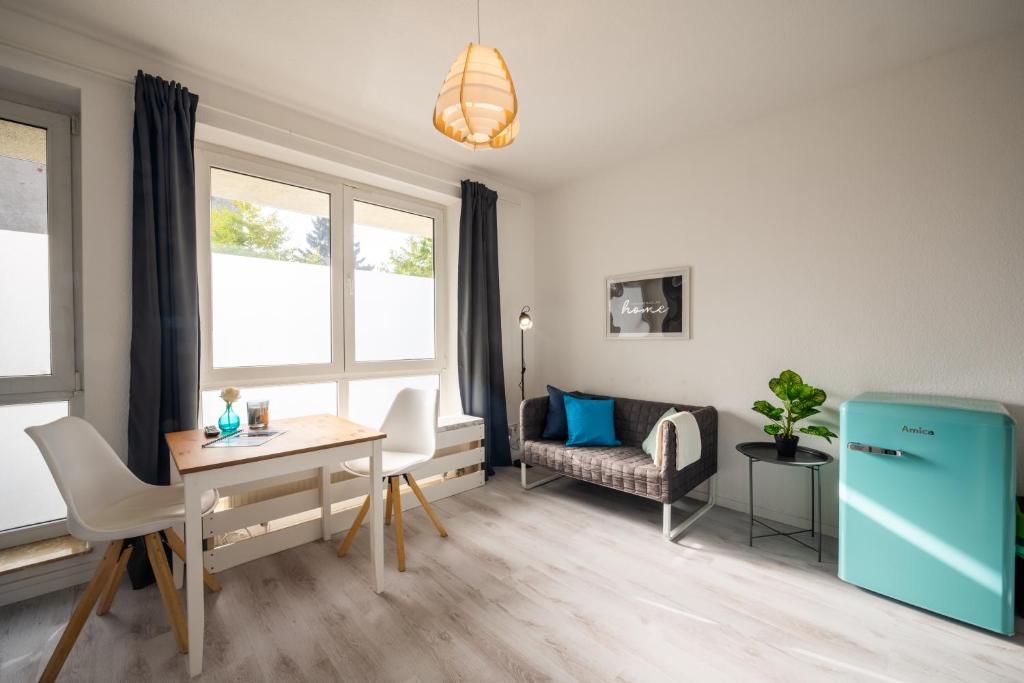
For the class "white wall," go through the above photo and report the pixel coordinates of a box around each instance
[534,31,1024,535]
[498,197,539,438]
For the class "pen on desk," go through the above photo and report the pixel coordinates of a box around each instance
[201,431,240,448]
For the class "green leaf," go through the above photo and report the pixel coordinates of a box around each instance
[763,424,782,436]
[807,387,826,407]
[799,425,838,443]
[769,370,804,401]
[752,400,784,421]
[790,407,821,422]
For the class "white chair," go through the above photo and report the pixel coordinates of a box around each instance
[337,388,447,571]
[25,416,220,683]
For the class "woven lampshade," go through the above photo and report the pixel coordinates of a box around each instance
[433,42,519,150]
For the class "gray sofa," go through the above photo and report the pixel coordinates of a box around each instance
[519,394,718,540]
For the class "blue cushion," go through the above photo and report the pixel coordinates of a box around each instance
[542,385,572,439]
[564,395,621,447]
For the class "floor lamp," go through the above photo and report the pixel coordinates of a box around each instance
[518,306,533,404]
[515,306,533,468]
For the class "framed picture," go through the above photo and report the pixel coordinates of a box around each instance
[605,267,690,340]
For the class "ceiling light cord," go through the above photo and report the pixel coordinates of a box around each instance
[476,0,481,44]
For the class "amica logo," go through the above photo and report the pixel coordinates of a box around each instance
[901,425,935,436]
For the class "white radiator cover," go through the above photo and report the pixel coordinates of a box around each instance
[199,416,485,573]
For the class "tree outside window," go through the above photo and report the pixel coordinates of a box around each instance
[211,198,423,275]
[382,236,433,277]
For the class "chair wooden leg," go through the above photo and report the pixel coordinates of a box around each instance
[162,528,221,592]
[384,477,394,526]
[96,544,133,616]
[404,474,448,538]
[39,540,122,683]
[337,492,371,557]
[391,476,406,572]
[145,533,188,654]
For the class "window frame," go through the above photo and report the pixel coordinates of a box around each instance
[0,395,74,549]
[195,144,448,419]
[0,98,75,396]
[344,185,445,374]
[197,146,346,387]
[0,98,75,549]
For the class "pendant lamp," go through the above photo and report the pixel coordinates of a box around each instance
[433,1,519,149]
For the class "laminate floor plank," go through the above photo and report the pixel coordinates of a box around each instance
[2,470,1022,682]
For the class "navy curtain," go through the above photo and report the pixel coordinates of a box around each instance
[457,180,512,476]
[126,71,200,586]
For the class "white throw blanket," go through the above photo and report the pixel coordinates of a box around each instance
[653,411,702,470]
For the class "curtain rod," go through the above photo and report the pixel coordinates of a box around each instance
[0,36,523,206]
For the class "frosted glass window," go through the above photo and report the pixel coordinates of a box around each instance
[347,374,439,429]
[353,201,435,362]
[210,168,331,368]
[0,118,51,377]
[201,382,338,427]
[0,401,68,533]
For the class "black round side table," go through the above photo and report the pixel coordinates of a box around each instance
[735,441,834,562]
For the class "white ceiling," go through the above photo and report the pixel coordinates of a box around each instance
[6,0,1024,191]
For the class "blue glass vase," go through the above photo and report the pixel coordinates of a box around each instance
[218,402,240,434]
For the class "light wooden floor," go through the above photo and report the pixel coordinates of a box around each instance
[2,470,1022,682]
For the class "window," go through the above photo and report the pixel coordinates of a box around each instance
[197,146,446,429]
[0,104,73,393]
[0,99,74,548]
[200,382,338,426]
[0,119,50,378]
[0,402,69,543]
[347,374,440,429]
[209,168,332,369]
[351,200,435,363]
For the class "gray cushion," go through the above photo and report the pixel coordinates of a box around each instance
[522,440,665,499]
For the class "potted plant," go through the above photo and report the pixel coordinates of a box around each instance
[753,370,838,458]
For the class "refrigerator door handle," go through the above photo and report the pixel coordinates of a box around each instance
[848,442,905,457]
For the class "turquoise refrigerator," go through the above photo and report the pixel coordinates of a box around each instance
[839,393,1017,635]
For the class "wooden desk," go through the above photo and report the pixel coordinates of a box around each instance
[166,414,386,677]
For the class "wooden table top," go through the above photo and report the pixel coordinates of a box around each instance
[166,414,385,475]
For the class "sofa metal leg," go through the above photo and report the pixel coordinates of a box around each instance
[520,461,562,490]
[663,474,717,541]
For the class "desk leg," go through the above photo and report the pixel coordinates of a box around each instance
[369,440,384,593]
[320,466,332,541]
[184,476,205,677]
[171,461,184,589]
